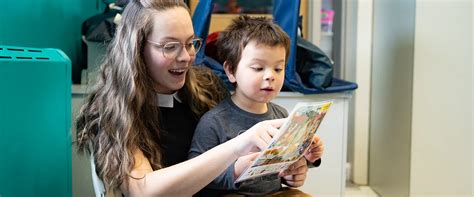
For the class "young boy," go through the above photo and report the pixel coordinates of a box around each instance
[188,16,322,196]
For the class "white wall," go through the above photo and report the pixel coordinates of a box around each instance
[369,0,415,196]
[410,0,473,196]
[351,0,373,185]
[353,0,473,195]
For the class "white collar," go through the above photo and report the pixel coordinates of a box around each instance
[156,92,182,108]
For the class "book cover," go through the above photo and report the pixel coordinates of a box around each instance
[235,101,332,183]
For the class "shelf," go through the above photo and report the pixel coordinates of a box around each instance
[321,32,334,36]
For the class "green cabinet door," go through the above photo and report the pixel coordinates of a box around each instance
[0,46,71,197]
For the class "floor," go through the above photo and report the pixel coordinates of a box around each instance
[345,181,379,197]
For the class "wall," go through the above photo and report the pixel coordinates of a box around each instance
[410,0,472,195]
[0,0,104,84]
[351,0,372,185]
[369,0,415,196]
[368,0,473,196]
[72,92,95,196]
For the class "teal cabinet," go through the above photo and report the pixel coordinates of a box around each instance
[0,46,71,196]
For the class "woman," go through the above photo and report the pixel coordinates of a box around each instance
[76,0,319,196]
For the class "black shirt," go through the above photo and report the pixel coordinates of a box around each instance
[159,98,199,167]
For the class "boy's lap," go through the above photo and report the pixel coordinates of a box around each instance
[223,187,312,197]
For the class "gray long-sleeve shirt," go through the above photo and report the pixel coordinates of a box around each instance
[188,98,288,196]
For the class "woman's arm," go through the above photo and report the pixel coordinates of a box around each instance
[123,140,240,196]
[122,118,284,196]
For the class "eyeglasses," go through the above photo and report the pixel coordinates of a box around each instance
[146,38,203,59]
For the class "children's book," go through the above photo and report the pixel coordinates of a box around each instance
[235,101,333,183]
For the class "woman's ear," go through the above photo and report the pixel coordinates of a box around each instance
[223,61,237,83]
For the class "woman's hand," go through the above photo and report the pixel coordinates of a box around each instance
[279,157,308,187]
[232,118,285,157]
[303,135,324,163]
[234,152,260,177]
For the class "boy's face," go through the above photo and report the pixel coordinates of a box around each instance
[225,41,286,111]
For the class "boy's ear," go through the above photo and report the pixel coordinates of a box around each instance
[223,61,237,83]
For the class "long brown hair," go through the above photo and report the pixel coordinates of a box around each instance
[76,0,227,191]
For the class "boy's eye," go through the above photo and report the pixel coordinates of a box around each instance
[251,67,263,71]
[275,68,283,72]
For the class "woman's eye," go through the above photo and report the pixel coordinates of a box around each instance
[163,43,179,51]
[185,42,194,50]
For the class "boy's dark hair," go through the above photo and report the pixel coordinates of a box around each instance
[216,15,290,75]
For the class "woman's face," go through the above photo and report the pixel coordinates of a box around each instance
[143,7,195,94]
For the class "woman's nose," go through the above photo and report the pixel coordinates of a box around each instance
[176,46,192,61]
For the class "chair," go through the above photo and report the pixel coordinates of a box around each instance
[90,151,122,197]
[90,153,106,197]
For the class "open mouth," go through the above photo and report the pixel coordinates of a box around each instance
[169,68,186,76]
[261,87,274,92]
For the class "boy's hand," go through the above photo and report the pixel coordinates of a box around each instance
[303,135,324,163]
[279,157,308,187]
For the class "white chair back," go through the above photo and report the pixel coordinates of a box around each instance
[90,154,106,197]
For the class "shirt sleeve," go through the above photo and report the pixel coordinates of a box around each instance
[188,114,220,159]
[188,113,238,190]
[307,158,322,168]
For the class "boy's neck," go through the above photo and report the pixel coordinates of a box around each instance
[230,95,268,114]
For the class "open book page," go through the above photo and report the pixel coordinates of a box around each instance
[235,101,333,183]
